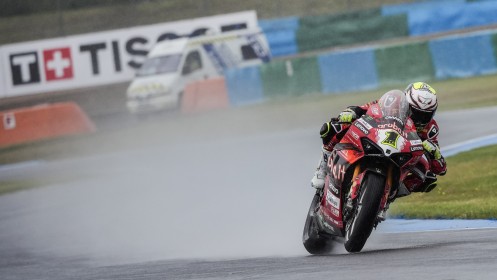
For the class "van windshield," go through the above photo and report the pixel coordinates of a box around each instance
[136,54,182,77]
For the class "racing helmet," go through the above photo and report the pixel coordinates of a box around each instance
[404,82,438,127]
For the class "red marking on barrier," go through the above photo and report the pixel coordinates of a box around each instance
[181,78,229,114]
[0,102,96,148]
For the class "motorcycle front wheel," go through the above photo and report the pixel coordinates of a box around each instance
[344,172,385,253]
[302,194,334,255]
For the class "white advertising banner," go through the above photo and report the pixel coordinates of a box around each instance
[0,47,6,99]
[0,11,257,98]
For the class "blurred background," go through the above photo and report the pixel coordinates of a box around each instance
[2,0,497,121]
[1,0,497,268]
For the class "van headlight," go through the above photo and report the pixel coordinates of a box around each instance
[148,88,170,98]
[128,84,169,99]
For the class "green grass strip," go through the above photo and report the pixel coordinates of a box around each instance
[390,144,497,219]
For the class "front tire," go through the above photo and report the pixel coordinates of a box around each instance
[344,172,385,252]
[302,194,334,254]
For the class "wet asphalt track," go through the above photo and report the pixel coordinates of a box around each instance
[1,106,497,279]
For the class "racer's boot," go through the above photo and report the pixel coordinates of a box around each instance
[420,172,438,192]
[310,149,332,189]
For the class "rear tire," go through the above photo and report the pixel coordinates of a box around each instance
[302,194,334,254]
[344,172,385,252]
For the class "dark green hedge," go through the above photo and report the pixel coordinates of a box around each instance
[0,0,143,17]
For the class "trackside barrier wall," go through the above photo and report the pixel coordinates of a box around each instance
[181,78,229,114]
[258,0,497,58]
[375,42,435,85]
[261,29,298,57]
[0,102,96,147]
[224,28,497,105]
[296,9,381,52]
[225,66,264,106]
[492,33,497,60]
[260,57,321,98]
[318,48,378,94]
[259,17,299,57]
[429,33,497,79]
[407,1,497,36]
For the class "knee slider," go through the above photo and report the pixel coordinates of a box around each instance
[423,173,437,192]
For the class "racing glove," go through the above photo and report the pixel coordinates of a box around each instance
[422,140,442,160]
[338,108,357,123]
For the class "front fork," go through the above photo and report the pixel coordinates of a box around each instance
[343,164,394,224]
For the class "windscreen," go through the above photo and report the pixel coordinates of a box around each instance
[136,54,182,77]
[377,90,410,125]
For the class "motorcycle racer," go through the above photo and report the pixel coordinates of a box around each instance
[311,82,447,193]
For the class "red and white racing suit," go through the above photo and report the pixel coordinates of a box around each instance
[320,101,447,191]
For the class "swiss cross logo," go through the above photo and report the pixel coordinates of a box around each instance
[43,47,73,81]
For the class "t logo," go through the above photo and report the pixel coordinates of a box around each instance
[43,47,73,81]
[10,52,41,85]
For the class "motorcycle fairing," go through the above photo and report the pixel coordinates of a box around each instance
[319,139,365,235]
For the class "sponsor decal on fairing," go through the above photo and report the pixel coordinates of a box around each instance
[410,145,424,152]
[377,122,408,138]
[357,118,372,130]
[410,139,422,145]
[326,190,340,209]
[331,208,340,217]
[350,130,360,140]
[329,181,339,195]
[354,122,369,135]
[381,131,400,149]
[319,212,337,232]
[332,164,346,182]
[384,115,404,125]
[377,129,406,153]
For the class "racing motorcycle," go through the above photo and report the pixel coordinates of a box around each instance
[302,90,431,253]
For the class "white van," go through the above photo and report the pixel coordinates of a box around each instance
[126,28,271,114]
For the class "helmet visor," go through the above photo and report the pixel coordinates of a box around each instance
[410,106,434,126]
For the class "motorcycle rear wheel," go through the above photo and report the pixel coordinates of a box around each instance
[302,194,334,255]
[344,172,385,253]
